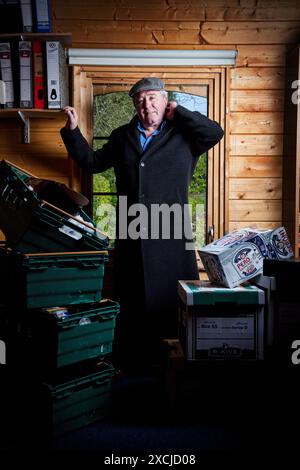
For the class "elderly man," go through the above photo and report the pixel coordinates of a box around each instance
[61,77,224,369]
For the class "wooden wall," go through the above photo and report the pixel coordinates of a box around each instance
[0,115,69,184]
[1,0,300,235]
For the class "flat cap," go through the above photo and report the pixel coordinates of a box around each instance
[129,77,165,97]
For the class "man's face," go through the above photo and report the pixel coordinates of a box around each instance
[133,90,167,129]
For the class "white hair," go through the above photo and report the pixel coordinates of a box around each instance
[133,89,168,104]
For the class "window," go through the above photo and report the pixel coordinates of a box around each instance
[72,66,225,245]
[92,92,135,245]
[92,89,208,248]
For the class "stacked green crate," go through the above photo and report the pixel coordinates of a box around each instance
[0,160,109,253]
[42,363,115,438]
[0,161,119,438]
[5,250,109,308]
[14,299,119,371]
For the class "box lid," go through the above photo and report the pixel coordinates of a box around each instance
[178,280,265,306]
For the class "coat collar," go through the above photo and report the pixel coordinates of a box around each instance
[126,115,174,159]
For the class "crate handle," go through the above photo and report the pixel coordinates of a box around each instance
[94,377,110,386]
[42,200,108,238]
[38,212,59,229]
[26,264,50,271]
[55,386,77,399]
[38,207,102,240]
[78,260,102,268]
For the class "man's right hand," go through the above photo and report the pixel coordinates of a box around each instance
[63,106,78,130]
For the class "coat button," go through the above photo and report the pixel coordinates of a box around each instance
[140,162,145,167]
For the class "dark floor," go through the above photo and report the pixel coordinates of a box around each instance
[1,359,299,456]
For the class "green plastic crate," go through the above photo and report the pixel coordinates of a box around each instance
[0,160,109,253]
[15,300,119,371]
[3,250,109,309]
[42,363,115,437]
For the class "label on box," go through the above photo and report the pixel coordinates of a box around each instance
[209,345,242,358]
[196,316,254,339]
[196,316,255,358]
[268,227,294,259]
[232,244,263,277]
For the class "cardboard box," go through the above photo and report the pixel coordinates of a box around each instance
[199,227,293,288]
[178,280,265,360]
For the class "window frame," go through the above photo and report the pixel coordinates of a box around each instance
[70,65,226,243]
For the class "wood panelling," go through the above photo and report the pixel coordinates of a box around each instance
[53,20,300,47]
[0,132,65,149]
[228,221,280,231]
[54,20,204,45]
[201,22,300,44]
[236,45,286,67]
[229,178,282,199]
[229,112,284,134]
[229,157,282,178]
[205,7,300,21]
[229,135,283,155]
[85,67,228,77]
[229,200,282,221]
[1,155,70,179]
[53,1,300,22]
[230,90,284,112]
[230,67,285,90]
[0,114,69,182]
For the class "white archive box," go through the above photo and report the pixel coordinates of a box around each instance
[178,280,265,361]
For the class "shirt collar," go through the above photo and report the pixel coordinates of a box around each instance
[137,120,166,134]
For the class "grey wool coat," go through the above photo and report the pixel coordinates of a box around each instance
[60,105,224,312]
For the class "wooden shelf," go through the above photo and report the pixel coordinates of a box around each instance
[0,108,63,118]
[0,32,72,47]
[0,108,65,143]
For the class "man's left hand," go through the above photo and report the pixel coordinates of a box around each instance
[165,100,177,120]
